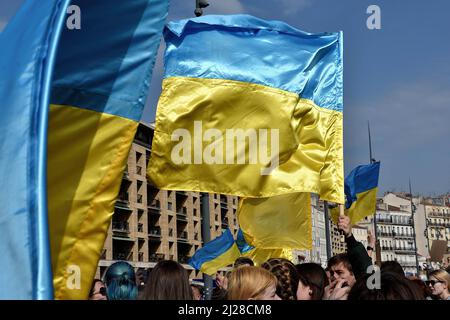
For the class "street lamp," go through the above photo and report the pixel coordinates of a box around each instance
[195,0,210,17]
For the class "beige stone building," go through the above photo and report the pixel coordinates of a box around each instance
[423,202,450,255]
[96,123,239,280]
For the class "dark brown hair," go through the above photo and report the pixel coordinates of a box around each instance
[348,271,425,300]
[295,263,328,300]
[327,253,353,274]
[143,260,193,300]
[261,258,299,300]
[380,261,405,277]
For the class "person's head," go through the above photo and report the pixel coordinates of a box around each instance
[227,266,280,300]
[233,257,254,268]
[261,258,299,300]
[427,269,450,299]
[327,253,355,287]
[191,284,203,300]
[104,261,138,300]
[295,263,328,300]
[144,260,193,300]
[348,271,425,300]
[380,261,405,277]
[89,279,107,300]
[408,277,431,299]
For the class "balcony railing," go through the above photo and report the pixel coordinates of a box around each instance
[177,208,188,222]
[149,227,161,237]
[113,252,131,261]
[116,193,130,207]
[112,221,130,233]
[179,256,191,264]
[149,253,165,262]
[394,247,416,254]
[377,232,393,237]
[177,231,188,241]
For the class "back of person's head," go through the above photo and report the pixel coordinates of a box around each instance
[428,269,450,289]
[348,271,425,300]
[327,253,353,274]
[295,263,328,300]
[380,261,405,277]
[190,284,204,300]
[234,257,254,268]
[144,260,193,300]
[104,261,138,300]
[227,266,278,300]
[261,258,299,300]
[408,277,431,298]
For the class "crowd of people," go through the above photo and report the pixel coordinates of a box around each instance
[89,216,450,301]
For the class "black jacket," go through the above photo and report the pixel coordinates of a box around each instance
[345,234,373,278]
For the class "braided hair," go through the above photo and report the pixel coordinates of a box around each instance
[104,261,138,300]
[261,258,299,300]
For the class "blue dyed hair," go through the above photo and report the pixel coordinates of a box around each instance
[104,261,138,300]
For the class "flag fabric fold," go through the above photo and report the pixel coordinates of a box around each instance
[236,229,294,266]
[238,192,313,250]
[148,14,344,204]
[331,162,381,225]
[0,0,71,300]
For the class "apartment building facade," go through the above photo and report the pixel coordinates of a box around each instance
[96,123,239,280]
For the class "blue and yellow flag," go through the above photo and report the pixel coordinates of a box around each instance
[0,0,70,300]
[189,229,241,276]
[47,0,169,299]
[331,162,381,225]
[148,15,344,204]
[236,229,294,266]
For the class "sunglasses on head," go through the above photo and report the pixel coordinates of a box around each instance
[426,280,442,286]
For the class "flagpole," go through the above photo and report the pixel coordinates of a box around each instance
[200,192,213,300]
[368,121,381,265]
[409,179,420,276]
[323,201,333,261]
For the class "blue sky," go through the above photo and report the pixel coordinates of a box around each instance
[1,0,449,196]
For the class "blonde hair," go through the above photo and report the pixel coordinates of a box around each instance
[429,269,450,288]
[227,266,277,300]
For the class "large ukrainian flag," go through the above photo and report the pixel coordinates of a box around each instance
[47,0,169,299]
[0,0,70,300]
[331,162,381,225]
[148,15,344,204]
